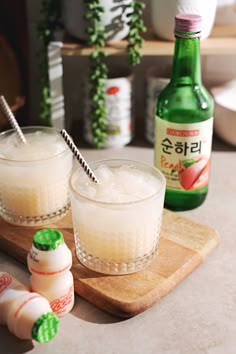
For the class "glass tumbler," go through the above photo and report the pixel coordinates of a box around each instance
[69,159,166,275]
[0,126,73,226]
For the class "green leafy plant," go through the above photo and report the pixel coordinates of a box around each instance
[37,0,146,146]
[84,0,108,148]
[127,1,146,66]
[84,0,146,148]
[37,0,62,126]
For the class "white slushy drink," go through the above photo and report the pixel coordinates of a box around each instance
[0,127,73,226]
[70,159,166,275]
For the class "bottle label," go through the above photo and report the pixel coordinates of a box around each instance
[50,285,74,316]
[0,273,12,294]
[155,117,213,191]
[14,294,42,318]
[29,263,71,275]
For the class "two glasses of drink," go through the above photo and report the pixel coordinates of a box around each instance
[0,126,166,275]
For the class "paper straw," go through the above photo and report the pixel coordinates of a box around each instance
[60,129,99,184]
[0,95,27,144]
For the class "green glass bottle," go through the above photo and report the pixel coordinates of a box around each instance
[154,14,214,211]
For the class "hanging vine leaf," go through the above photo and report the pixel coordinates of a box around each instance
[84,0,108,148]
[127,1,146,66]
[37,0,63,126]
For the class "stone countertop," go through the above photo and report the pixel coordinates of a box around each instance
[0,137,236,354]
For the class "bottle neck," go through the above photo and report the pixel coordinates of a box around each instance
[171,35,202,85]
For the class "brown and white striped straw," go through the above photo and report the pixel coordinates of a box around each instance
[0,95,27,144]
[60,129,99,184]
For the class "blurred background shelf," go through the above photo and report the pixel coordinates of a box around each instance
[61,24,236,57]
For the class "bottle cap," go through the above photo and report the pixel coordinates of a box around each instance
[32,312,59,343]
[175,14,202,37]
[33,229,64,251]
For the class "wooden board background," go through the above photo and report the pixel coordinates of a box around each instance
[0,210,220,318]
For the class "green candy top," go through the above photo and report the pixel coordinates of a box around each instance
[33,229,64,251]
[32,312,59,343]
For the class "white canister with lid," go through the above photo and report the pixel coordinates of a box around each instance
[27,228,74,317]
[83,68,134,148]
[145,67,169,144]
[0,272,59,342]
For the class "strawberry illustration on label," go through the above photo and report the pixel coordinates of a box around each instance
[179,156,209,190]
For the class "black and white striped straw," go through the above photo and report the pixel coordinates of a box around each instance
[60,129,99,184]
[0,95,27,144]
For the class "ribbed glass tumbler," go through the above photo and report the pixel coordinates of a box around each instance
[69,159,166,275]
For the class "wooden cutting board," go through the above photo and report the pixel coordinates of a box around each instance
[0,210,220,318]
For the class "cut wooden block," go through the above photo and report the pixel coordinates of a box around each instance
[0,209,220,318]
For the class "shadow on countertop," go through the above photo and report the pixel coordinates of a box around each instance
[0,327,34,354]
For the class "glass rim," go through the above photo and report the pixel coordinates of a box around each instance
[69,158,166,206]
[0,126,71,163]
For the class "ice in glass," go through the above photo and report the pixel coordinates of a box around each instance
[69,159,166,274]
[0,126,73,226]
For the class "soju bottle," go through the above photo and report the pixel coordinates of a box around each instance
[154,14,214,211]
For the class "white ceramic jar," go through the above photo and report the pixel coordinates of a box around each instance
[27,229,74,317]
[215,0,236,24]
[0,272,59,342]
[211,80,236,146]
[150,0,217,40]
[63,0,132,41]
